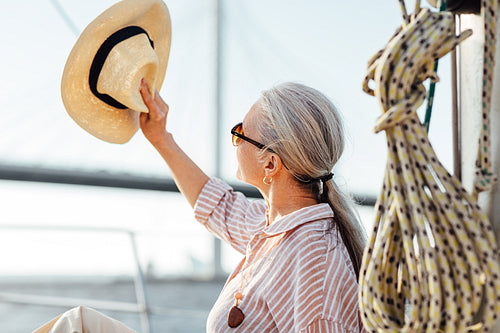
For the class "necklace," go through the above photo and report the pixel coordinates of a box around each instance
[228,292,245,328]
[227,235,282,328]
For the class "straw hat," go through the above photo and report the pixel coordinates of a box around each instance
[61,0,171,144]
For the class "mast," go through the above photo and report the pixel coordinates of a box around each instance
[459,11,500,330]
[213,0,224,279]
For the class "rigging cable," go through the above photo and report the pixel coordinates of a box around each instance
[49,0,80,37]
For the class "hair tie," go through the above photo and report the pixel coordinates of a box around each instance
[319,172,334,182]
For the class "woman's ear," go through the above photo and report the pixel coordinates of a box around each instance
[263,154,282,178]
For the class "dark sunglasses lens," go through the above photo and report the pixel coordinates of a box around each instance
[232,123,243,146]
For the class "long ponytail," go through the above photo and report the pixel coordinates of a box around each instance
[322,179,366,279]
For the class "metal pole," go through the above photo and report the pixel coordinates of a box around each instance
[129,232,152,333]
[451,15,461,181]
[459,11,500,330]
[213,0,224,279]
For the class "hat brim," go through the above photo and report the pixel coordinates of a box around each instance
[61,0,171,144]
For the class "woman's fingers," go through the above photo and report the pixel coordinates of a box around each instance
[139,111,149,128]
[156,91,169,112]
[138,79,171,147]
[139,79,164,120]
[139,79,154,105]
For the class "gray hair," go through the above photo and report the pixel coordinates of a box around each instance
[258,82,366,278]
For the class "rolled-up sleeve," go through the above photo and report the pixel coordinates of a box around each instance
[194,178,267,254]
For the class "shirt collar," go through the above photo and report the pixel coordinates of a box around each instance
[261,203,333,238]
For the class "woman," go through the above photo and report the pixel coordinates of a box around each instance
[140,79,367,332]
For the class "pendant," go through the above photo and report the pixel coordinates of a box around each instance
[228,305,245,328]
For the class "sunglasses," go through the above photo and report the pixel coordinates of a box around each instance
[231,122,267,150]
[231,122,291,171]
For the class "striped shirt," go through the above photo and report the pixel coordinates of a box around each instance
[194,178,366,333]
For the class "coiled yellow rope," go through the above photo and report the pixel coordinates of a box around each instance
[359,1,500,332]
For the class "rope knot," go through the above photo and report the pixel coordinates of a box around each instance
[362,7,471,133]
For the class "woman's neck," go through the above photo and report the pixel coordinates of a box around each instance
[263,181,318,226]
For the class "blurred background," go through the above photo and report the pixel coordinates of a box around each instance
[0,0,455,332]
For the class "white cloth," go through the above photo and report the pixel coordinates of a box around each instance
[32,306,138,333]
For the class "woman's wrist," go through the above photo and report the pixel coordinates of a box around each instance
[153,132,177,155]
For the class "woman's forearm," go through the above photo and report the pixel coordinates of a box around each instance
[139,79,209,208]
[153,132,209,208]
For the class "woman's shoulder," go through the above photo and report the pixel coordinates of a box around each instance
[243,198,268,234]
[282,220,357,280]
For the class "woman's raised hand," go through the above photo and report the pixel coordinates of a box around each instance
[139,78,169,148]
[138,78,209,207]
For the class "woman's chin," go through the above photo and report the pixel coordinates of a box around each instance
[236,173,252,186]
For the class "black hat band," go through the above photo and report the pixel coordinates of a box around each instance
[89,26,154,109]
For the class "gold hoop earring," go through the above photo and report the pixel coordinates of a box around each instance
[263,176,273,185]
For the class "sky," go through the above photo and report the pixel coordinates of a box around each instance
[0,0,454,195]
[0,0,458,277]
